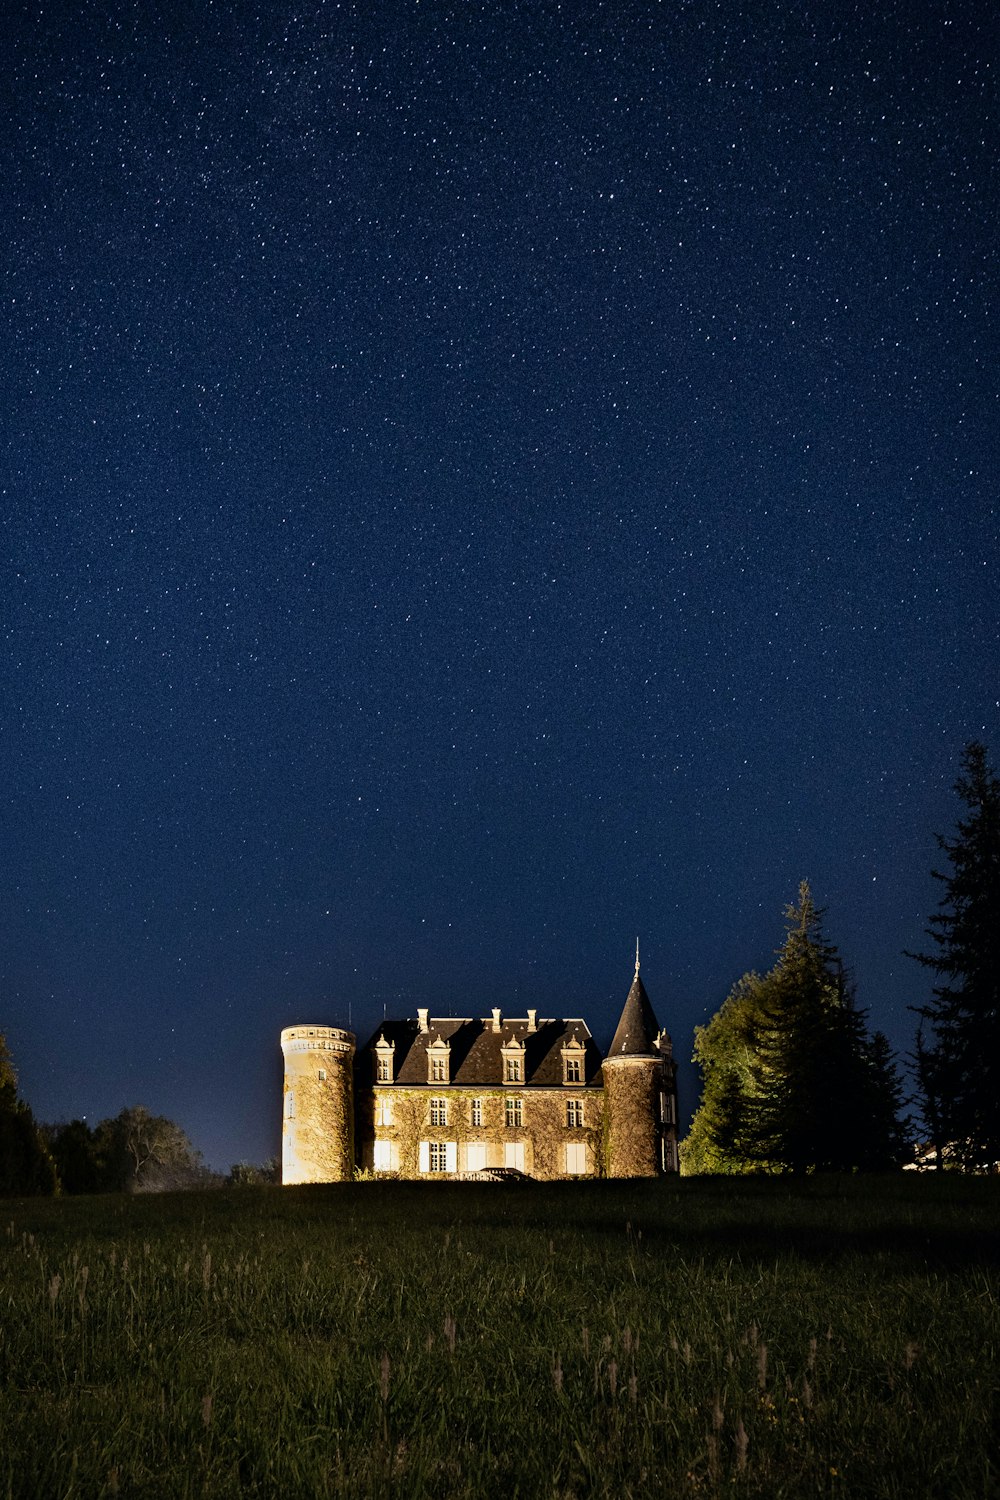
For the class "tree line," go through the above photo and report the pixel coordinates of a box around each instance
[2,742,996,1190]
[686,741,999,1174]
[1,1037,277,1196]
[0,1047,209,1197]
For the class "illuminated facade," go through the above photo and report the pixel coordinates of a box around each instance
[281,959,677,1183]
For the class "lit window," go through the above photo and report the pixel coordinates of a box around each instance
[377,1098,393,1127]
[428,1142,449,1172]
[566,1099,583,1127]
[431,1056,448,1082]
[505,1097,523,1128]
[430,1098,448,1127]
[470,1098,483,1126]
[374,1141,392,1172]
[564,1057,582,1083]
[505,1059,522,1083]
[376,1057,391,1083]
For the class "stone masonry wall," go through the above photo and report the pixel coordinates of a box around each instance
[281,1027,355,1184]
[359,1087,604,1179]
[603,1059,661,1178]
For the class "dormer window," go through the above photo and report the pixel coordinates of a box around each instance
[561,1036,586,1085]
[501,1034,525,1084]
[374,1036,395,1085]
[427,1036,451,1085]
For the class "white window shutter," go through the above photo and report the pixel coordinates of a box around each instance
[419,1140,430,1174]
[565,1143,586,1175]
[445,1142,457,1173]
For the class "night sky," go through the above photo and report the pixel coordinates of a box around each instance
[3,0,996,1171]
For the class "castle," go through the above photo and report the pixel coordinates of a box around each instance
[280,954,679,1182]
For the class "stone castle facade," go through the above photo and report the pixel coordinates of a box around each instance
[281,957,678,1183]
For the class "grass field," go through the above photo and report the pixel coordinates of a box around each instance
[2,1175,997,1498]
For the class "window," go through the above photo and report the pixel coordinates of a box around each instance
[419,1141,456,1173]
[470,1099,483,1127]
[376,1097,393,1127]
[318,1068,327,1081]
[566,1099,584,1127]
[505,1097,523,1128]
[565,1058,582,1083]
[661,1092,675,1125]
[430,1056,448,1082]
[285,1093,294,1119]
[373,1141,392,1172]
[466,1142,487,1172]
[505,1058,523,1083]
[430,1098,448,1127]
[565,1142,587,1175]
[376,1057,391,1083]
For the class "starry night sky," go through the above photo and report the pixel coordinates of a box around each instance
[2,0,996,1171]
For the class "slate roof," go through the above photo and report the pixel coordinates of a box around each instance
[356,1016,603,1088]
[606,969,661,1058]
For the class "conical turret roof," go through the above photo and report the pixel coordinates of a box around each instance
[607,958,661,1059]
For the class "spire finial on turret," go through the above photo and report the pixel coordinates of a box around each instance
[635,936,640,976]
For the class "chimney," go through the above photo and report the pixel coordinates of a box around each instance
[491,1008,502,1033]
[417,1008,429,1033]
[526,1009,537,1033]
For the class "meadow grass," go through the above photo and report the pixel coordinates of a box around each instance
[1,1175,997,1498]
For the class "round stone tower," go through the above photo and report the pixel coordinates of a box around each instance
[280,1024,356,1184]
[602,953,673,1178]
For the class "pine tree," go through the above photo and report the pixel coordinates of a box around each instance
[742,885,851,1173]
[685,883,906,1174]
[911,742,1000,1171]
[862,1031,910,1170]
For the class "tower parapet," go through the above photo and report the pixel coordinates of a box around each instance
[280,1025,356,1184]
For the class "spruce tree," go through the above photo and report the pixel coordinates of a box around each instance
[911,742,1000,1170]
[743,884,852,1173]
[862,1031,910,1170]
[685,883,906,1173]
